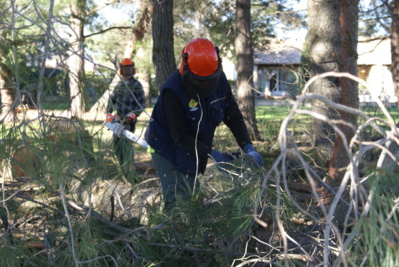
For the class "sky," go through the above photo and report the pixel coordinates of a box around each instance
[96,0,308,42]
[97,2,137,25]
[274,0,307,42]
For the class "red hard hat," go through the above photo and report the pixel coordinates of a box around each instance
[179,38,220,77]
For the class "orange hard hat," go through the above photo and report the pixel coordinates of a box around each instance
[120,58,134,66]
[179,38,223,98]
[179,38,220,77]
[119,58,135,76]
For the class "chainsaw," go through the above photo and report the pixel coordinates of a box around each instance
[105,122,240,160]
[105,122,148,149]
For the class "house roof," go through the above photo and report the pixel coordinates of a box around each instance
[254,37,391,66]
[357,37,391,65]
[254,42,302,66]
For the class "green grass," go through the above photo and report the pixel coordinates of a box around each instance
[256,105,292,120]
[41,102,70,110]
[361,106,399,126]
[5,105,398,150]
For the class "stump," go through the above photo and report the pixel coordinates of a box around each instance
[47,117,94,163]
[11,145,41,178]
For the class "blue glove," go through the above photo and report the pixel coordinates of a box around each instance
[243,144,264,167]
[210,150,230,163]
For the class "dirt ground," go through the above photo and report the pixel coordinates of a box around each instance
[4,108,343,265]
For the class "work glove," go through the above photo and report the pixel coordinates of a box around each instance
[105,113,118,123]
[125,112,137,124]
[243,144,264,167]
[123,112,137,132]
[210,149,230,163]
[210,150,241,162]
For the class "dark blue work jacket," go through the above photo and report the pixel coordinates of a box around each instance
[145,70,229,175]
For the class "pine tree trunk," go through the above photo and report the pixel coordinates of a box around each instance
[152,0,176,91]
[235,0,261,141]
[392,0,399,106]
[0,39,15,123]
[327,0,359,180]
[68,0,86,118]
[0,86,14,123]
[123,2,153,59]
[307,0,341,158]
[141,72,152,108]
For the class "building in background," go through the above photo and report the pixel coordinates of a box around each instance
[357,37,394,104]
[252,38,395,104]
[253,41,302,99]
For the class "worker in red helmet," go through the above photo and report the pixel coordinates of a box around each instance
[106,58,146,184]
[145,38,263,211]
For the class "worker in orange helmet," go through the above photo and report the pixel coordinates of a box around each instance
[106,58,146,184]
[145,38,263,211]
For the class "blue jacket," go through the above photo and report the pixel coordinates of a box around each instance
[145,70,230,175]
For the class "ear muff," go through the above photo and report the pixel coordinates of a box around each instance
[179,52,189,75]
[119,66,136,76]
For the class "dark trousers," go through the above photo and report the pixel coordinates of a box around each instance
[151,152,199,211]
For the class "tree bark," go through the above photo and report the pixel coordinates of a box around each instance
[68,0,87,118]
[152,0,176,91]
[0,27,15,123]
[235,0,261,141]
[88,1,153,114]
[0,82,14,123]
[123,1,154,59]
[307,0,341,158]
[392,0,399,106]
[141,72,152,108]
[327,0,359,181]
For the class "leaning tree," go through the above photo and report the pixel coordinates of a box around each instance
[88,0,154,114]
